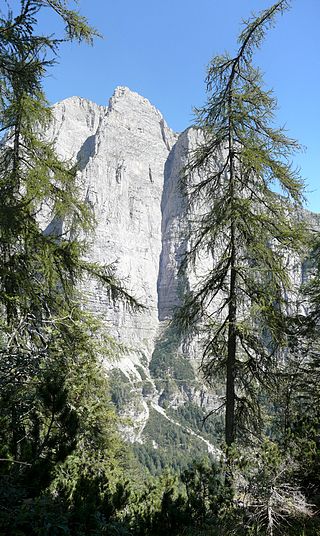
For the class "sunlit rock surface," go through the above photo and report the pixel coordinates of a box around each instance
[48,88,221,457]
[50,87,180,378]
[50,87,317,460]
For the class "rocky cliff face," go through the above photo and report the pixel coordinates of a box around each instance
[47,87,222,467]
[49,88,178,368]
[48,87,316,471]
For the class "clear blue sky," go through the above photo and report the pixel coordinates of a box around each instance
[40,0,320,212]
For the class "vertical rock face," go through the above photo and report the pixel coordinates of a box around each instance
[157,129,189,321]
[48,96,105,165]
[48,89,220,457]
[82,88,178,373]
[48,88,318,463]
[50,87,179,379]
[158,127,205,321]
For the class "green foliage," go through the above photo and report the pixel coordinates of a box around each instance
[176,0,309,447]
[0,2,135,534]
[169,402,224,444]
[150,323,195,381]
[109,369,135,410]
[133,407,216,475]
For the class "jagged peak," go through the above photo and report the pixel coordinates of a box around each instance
[52,88,179,139]
[53,95,105,110]
[108,86,164,120]
[53,89,157,115]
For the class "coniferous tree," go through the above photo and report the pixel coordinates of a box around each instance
[0,2,137,530]
[178,0,308,450]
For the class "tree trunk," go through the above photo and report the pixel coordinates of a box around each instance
[226,250,236,447]
[225,90,237,448]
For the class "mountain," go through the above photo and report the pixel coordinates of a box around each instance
[47,87,315,473]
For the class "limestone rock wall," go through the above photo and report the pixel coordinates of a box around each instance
[157,127,207,321]
[46,87,319,457]
[50,87,179,378]
[48,96,105,165]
